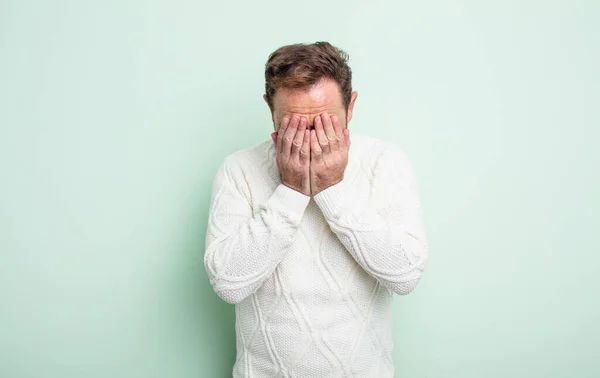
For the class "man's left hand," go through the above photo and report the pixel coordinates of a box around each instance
[310,112,351,196]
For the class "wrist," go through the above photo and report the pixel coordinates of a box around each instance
[313,178,351,219]
[282,181,310,196]
[272,184,311,219]
[312,177,343,196]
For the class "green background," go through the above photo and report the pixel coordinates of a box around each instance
[1,1,598,377]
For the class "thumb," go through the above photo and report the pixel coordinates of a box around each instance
[271,132,277,144]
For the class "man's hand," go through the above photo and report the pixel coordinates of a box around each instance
[271,115,311,196]
[310,112,351,196]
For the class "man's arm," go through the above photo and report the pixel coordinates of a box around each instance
[204,116,311,304]
[204,160,309,304]
[310,115,428,294]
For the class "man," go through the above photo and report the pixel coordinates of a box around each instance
[204,41,428,377]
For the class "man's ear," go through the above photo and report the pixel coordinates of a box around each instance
[263,94,273,112]
[346,91,358,124]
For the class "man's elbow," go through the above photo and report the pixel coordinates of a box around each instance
[390,243,428,295]
[213,285,257,305]
[216,289,246,305]
[205,260,254,305]
[390,276,422,295]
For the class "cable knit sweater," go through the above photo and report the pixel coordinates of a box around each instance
[204,131,428,378]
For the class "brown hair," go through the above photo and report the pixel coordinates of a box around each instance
[264,41,353,110]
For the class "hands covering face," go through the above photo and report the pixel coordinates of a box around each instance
[271,112,351,196]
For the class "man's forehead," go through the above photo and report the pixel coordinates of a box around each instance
[274,80,345,115]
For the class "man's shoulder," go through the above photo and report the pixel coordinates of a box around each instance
[351,131,407,161]
[220,138,273,172]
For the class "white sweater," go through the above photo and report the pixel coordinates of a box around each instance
[204,131,428,378]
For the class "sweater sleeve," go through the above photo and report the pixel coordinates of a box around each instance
[313,143,428,295]
[204,157,310,304]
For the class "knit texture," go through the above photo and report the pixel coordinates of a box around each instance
[204,132,428,378]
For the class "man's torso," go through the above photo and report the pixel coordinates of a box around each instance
[227,132,397,378]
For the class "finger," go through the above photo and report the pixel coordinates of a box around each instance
[299,129,310,165]
[322,112,338,151]
[282,115,300,159]
[314,114,330,154]
[277,117,290,154]
[271,131,277,144]
[310,129,323,163]
[291,117,306,158]
[331,114,344,148]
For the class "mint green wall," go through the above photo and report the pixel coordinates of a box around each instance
[1,1,598,377]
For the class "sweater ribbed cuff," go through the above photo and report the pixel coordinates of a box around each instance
[313,179,351,220]
[271,184,311,218]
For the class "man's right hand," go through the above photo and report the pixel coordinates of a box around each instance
[270,115,311,196]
